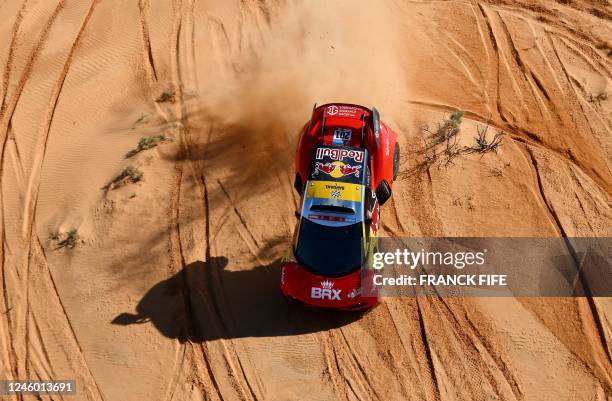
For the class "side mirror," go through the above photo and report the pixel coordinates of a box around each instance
[375,181,391,205]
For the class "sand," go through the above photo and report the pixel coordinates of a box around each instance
[0,0,610,400]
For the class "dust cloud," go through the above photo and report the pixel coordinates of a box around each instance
[188,0,406,192]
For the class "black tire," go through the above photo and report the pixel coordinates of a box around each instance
[375,180,392,206]
[393,142,400,181]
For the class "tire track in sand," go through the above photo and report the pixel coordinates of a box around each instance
[159,4,227,397]
[0,0,64,387]
[1,2,108,398]
[151,2,229,398]
[20,1,99,388]
[320,326,383,401]
[166,2,263,397]
[165,165,195,401]
[317,331,350,401]
[0,1,64,156]
[415,299,442,401]
[0,0,29,114]
[137,0,158,82]
[525,147,611,367]
[22,0,98,243]
[27,234,107,401]
[194,175,259,401]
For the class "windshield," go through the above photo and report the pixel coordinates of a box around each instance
[295,218,364,276]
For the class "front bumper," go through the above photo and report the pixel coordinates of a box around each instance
[280,262,379,311]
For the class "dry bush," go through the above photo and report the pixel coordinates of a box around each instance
[423,111,464,149]
[588,91,608,103]
[422,111,466,169]
[103,165,143,191]
[466,124,505,154]
[126,134,172,157]
[155,90,175,103]
[401,113,507,179]
[398,112,465,179]
[441,131,465,168]
[51,228,79,250]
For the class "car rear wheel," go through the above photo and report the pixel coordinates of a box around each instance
[393,142,400,181]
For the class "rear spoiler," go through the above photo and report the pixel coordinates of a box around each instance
[371,106,381,147]
[315,103,381,147]
[361,106,381,147]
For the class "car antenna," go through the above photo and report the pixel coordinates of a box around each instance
[307,102,316,138]
[321,104,327,140]
[361,112,366,146]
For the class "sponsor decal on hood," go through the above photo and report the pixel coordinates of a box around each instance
[315,147,364,163]
[306,181,361,202]
[314,161,361,179]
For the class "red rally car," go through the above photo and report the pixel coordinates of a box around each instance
[280,103,400,310]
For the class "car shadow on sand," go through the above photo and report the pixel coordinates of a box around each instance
[111,256,361,341]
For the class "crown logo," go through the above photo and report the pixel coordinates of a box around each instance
[320,280,334,289]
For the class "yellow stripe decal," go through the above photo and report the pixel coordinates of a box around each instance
[306,180,362,202]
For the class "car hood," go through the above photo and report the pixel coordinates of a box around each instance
[302,180,363,226]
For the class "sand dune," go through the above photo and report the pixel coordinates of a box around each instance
[0,0,610,400]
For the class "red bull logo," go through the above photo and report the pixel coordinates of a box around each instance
[315,161,361,178]
[316,147,364,163]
